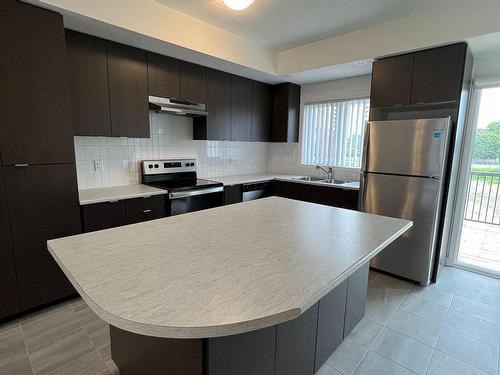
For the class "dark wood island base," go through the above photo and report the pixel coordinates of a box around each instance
[110,263,369,375]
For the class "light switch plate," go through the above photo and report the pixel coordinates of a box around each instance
[94,160,104,173]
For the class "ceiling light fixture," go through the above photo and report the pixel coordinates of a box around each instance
[223,0,254,11]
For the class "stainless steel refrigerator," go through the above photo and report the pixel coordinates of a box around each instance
[359,118,451,285]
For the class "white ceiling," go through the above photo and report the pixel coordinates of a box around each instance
[157,0,429,51]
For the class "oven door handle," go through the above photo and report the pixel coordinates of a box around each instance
[169,186,223,199]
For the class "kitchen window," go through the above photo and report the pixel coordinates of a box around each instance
[301,98,370,168]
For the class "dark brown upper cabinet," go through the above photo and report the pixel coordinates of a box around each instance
[231,75,252,141]
[148,52,180,99]
[0,3,74,165]
[411,43,466,104]
[201,69,231,141]
[0,167,21,319]
[4,164,81,310]
[370,54,414,108]
[272,83,301,143]
[179,61,207,103]
[251,81,273,142]
[107,42,150,138]
[65,30,112,137]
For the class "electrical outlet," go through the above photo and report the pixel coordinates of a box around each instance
[94,160,104,173]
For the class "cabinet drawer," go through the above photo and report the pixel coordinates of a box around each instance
[126,195,166,224]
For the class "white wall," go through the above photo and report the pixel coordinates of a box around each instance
[267,75,371,181]
[74,113,269,189]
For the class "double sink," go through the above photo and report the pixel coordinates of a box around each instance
[293,176,352,185]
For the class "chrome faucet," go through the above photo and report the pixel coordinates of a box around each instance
[316,165,334,180]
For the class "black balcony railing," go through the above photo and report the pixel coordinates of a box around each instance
[464,171,500,225]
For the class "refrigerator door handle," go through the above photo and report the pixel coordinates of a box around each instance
[358,172,366,212]
[360,121,370,172]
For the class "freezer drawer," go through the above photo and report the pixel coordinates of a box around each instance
[362,118,450,177]
[361,173,444,284]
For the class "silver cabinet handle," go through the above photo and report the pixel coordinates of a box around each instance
[142,209,152,213]
[14,164,29,167]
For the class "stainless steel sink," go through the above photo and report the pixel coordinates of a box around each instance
[319,179,351,185]
[294,176,324,182]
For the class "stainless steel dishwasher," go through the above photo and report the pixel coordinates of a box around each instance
[242,181,271,201]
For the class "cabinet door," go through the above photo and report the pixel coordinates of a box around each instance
[4,164,82,310]
[82,201,127,232]
[65,30,111,136]
[315,280,348,371]
[276,303,318,375]
[0,2,74,165]
[179,61,207,103]
[251,81,272,142]
[206,69,232,140]
[411,43,466,104]
[272,83,300,143]
[126,195,166,224]
[344,263,369,337]
[224,185,242,205]
[231,76,252,141]
[0,167,21,319]
[370,54,414,107]
[148,52,180,99]
[107,42,150,138]
[207,326,276,375]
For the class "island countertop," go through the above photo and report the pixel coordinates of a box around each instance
[47,197,411,339]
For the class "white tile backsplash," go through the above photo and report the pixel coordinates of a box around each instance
[74,112,360,190]
[74,113,269,189]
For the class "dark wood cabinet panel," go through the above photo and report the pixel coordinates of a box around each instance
[205,69,232,141]
[148,52,180,99]
[0,2,74,165]
[344,263,369,337]
[82,201,127,232]
[231,76,252,141]
[0,167,21,319]
[276,303,318,375]
[370,54,414,108]
[411,43,466,104]
[251,81,273,142]
[107,42,150,138]
[125,195,166,224]
[272,83,301,143]
[179,61,207,103]
[272,181,359,210]
[315,280,348,371]
[4,164,81,310]
[207,326,276,375]
[65,30,112,137]
[224,185,242,205]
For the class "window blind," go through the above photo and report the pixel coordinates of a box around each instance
[301,98,370,168]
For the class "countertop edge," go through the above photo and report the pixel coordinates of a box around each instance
[47,219,411,339]
[79,188,168,206]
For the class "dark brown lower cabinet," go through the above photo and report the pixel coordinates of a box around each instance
[0,167,21,319]
[82,201,127,232]
[4,164,81,310]
[276,303,319,375]
[223,185,242,205]
[344,263,370,337]
[272,180,359,210]
[207,326,276,375]
[315,280,348,371]
[125,196,166,224]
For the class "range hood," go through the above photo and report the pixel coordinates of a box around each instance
[149,96,208,117]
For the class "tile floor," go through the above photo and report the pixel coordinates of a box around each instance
[0,266,499,375]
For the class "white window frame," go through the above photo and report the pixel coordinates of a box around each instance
[300,96,370,169]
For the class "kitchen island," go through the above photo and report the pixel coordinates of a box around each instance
[48,197,411,375]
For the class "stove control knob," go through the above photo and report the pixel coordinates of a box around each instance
[185,163,190,167]
[148,164,153,169]
[154,164,159,168]
[190,163,195,166]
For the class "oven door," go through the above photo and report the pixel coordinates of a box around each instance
[168,187,224,216]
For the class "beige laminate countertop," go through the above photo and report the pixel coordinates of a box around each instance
[79,184,167,205]
[209,173,360,190]
[48,197,411,339]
